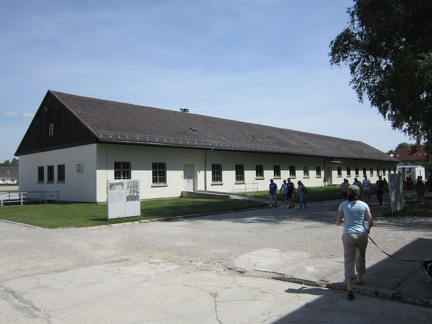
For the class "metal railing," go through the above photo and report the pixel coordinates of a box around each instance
[0,191,59,206]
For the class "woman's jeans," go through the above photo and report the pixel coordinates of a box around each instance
[299,194,306,209]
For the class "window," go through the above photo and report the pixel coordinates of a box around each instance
[289,165,296,178]
[273,165,281,178]
[303,166,309,177]
[382,168,386,176]
[38,166,44,182]
[355,167,359,177]
[370,168,374,177]
[363,167,367,176]
[114,161,131,179]
[57,164,65,182]
[48,123,54,136]
[47,165,54,182]
[152,162,166,184]
[235,164,244,182]
[377,167,380,176]
[255,165,264,178]
[316,166,321,177]
[337,167,342,177]
[388,167,392,175]
[346,167,351,177]
[211,164,222,182]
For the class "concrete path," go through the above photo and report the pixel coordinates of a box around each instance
[1,194,432,323]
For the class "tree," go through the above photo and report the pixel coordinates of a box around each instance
[329,0,432,151]
[0,158,19,167]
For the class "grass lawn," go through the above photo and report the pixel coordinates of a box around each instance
[0,198,266,228]
[384,197,432,217]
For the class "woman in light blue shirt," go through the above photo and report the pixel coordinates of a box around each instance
[337,185,374,300]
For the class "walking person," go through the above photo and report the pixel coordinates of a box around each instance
[337,185,374,301]
[362,175,371,202]
[286,178,295,209]
[341,179,349,198]
[376,176,386,205]
[297,180,307,209]
[416,176,425,203]
[269,179,278,208]
[280,179,289,208]
[404,177,413,203]
[352,178,363,200]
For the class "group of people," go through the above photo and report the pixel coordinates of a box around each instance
[268,178,307,209]
[404,175,427,203]
[341,175,387,205]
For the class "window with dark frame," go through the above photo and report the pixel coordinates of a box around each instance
[114,161,131,180]
[289,165,296,178]
[38,166,44,182]
[235,164,244,182]
[303,166,309,177]
[211,164,222,182]
[316,166,321,177]
[57,164,65,182]
[337,167,342,177]
[273,165,281,178]
[347,167,351,177]
[47,165,54,182]
[370,168,374,176]
[152,162,166,184]
[355,167,359,177]
[255,165,264,178]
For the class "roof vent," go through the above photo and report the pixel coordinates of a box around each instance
[180,108,189,113]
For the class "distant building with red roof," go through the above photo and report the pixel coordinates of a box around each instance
[392,145,430,180]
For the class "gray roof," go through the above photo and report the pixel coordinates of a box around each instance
[51,90,396,162]
[0,166,18,179]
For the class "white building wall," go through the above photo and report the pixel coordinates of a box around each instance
[19,143,398,203]
[96,144,206,202]
[19,145,98,202]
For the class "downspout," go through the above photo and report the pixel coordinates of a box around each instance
[204,148,213,191]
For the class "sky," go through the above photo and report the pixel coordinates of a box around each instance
[0,0,412,163]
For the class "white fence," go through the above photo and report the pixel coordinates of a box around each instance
[0,191,59,206]
[232,182,259,193]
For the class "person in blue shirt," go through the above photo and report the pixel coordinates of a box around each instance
[269,179,278,208]
[337,185,374,301]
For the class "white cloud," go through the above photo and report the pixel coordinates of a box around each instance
[4,111,19,116]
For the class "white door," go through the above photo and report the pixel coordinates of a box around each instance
[183,164,195,191]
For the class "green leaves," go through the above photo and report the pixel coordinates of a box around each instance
[329,0,432,151]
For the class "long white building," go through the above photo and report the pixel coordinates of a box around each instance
[15,90,398,202]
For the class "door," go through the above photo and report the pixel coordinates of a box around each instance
[183,164,196,191]
[326,167,333,185]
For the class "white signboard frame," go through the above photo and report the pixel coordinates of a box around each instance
[107,179,141,219]
[388,173,404,214]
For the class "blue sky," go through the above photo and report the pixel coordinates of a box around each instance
[0,0,411,163]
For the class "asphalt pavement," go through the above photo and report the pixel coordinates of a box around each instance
[1,192,432,323]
